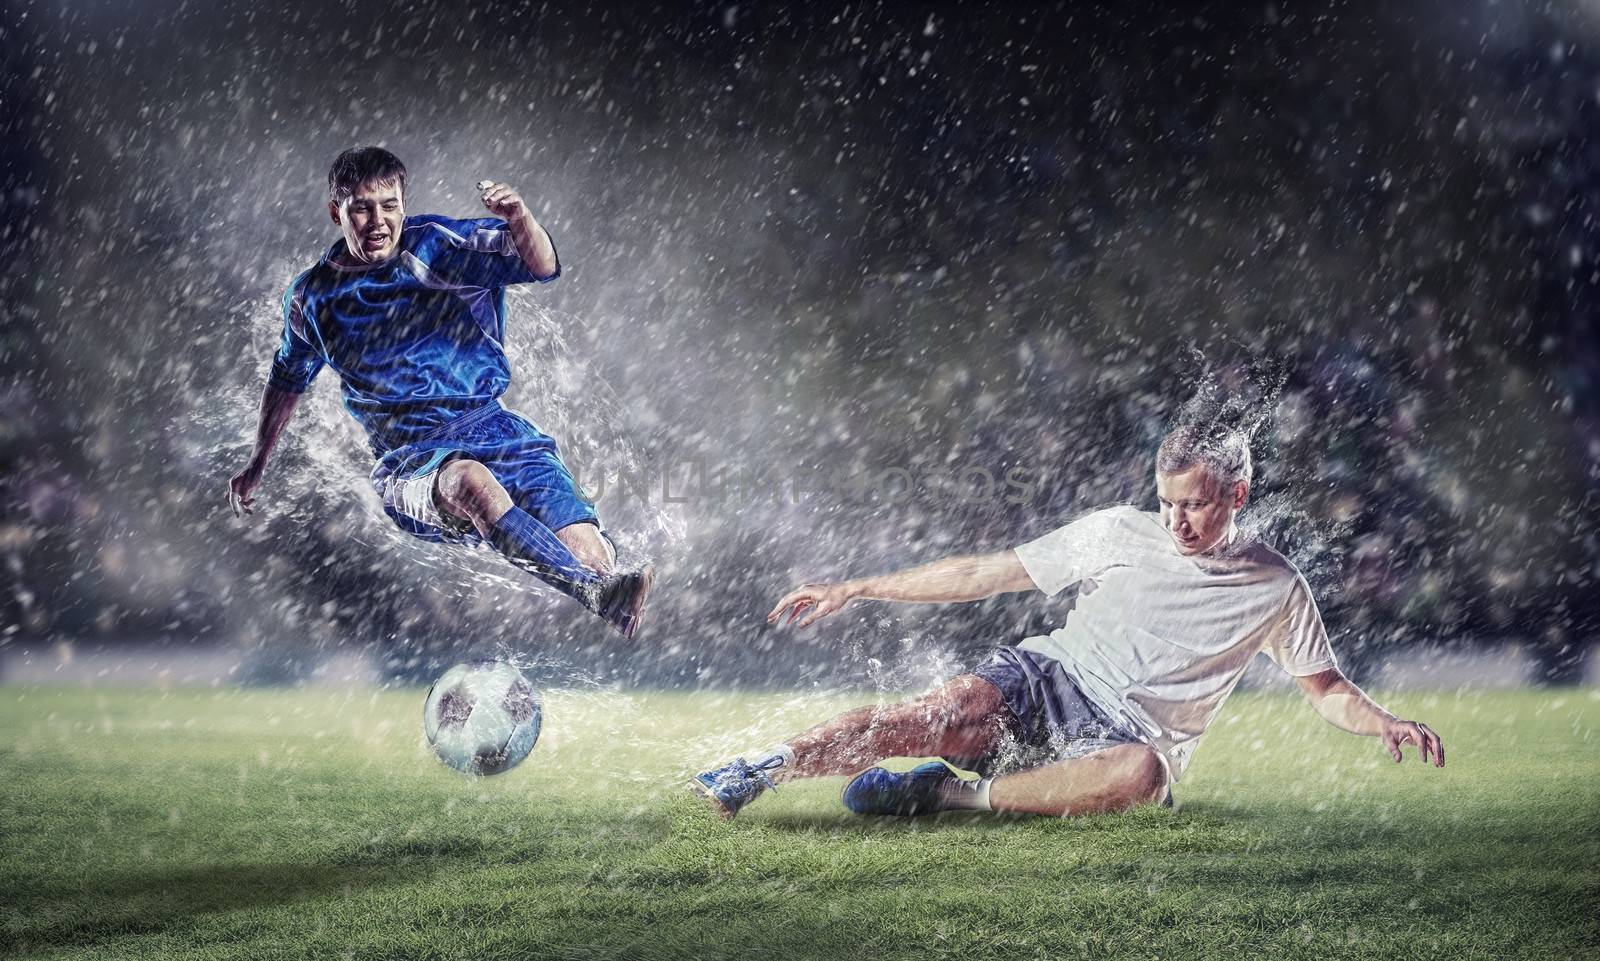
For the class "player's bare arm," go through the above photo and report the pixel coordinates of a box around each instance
[477,181,558,279]
[700,426,1449,821]
[768,550,1035,629]
[1296,667,1445,767]
[227,382,305,517]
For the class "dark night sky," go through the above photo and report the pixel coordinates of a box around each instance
[1,0,1596,685]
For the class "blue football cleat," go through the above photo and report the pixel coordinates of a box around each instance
[690,756,782,819]
[842,761,961,816]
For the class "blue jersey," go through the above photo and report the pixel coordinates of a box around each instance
[267,214,558,453]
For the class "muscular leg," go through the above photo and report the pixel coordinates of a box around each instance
[555,522,615,574]
[433,458,601,599]
[432,458,650,638]
[701,667,1169,819]
[777,674,1011,782]
[434,457,514,538]
[987,743,1168,817]
[432,459,613,573]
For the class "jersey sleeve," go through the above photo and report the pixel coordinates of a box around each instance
[1262,574,1339,676]
[1012,508,1124,596]
[265,280,324,394]
[411,216,559,289]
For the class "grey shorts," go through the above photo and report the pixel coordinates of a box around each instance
[953,646,1150,778]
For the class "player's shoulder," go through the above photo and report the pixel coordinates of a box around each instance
[403,213,501,238]
[1026,504,1152,549]
[283,266,320,310]
[1042,503,1150,536]
[1025,503,1128,534]
[276,267,323,336]
[285,265,318,294]
[1230,537,1305,586]
[399,213,502,253]
[1098,503,1151,524]
[403,213,460,231]
[287,260,344,303]
[1081,503,1158,536]
[404,215,520,268]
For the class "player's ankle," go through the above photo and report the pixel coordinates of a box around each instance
[750,744,796,778]
[935,775,992,812]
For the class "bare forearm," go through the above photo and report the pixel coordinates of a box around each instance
[849,551,1030,605]
[770,549,1034,630]
[507,211,558,279]
[1311,677,1396,736]
[250,383,304,466]
[1296,668,1444,766]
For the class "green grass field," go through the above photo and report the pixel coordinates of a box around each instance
[2,684,1597,960]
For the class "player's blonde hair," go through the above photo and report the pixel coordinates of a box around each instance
[1156,425,1253,491]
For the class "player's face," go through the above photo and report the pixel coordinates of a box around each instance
[1156,467,1246,556]
[329,178,404,264]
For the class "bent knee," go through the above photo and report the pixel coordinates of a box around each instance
[1123,745,1168,806]
[939,673,1006,718]
[554,523,613,573]
[902,673,1006,725]
[435,460,503,515]
[567,540,613,573]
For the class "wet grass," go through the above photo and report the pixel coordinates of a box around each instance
[2,684,1596,960]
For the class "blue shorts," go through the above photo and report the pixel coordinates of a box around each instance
[953,647,1150,777]
[368,402,600,543]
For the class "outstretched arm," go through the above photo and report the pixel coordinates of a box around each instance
[227,382,305,517]
[478,181,559,280]
[1296,668,1445,767]
[768,550,1036,629]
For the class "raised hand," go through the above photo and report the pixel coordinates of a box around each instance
[476,180,527,221]
[767,582,859,630]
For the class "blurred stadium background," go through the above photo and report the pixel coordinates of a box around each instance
[1,0,1596,690]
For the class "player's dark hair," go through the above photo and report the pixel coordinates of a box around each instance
[328,146,407,204]
[1157,425,1253,491]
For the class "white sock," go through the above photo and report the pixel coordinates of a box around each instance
[935,775,993,812]
[754,744,796,771]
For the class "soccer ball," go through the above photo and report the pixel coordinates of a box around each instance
[422,659,542,776]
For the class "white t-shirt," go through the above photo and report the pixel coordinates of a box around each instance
[1013,505,1337,781]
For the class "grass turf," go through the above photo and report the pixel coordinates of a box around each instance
[1,684,1596,960]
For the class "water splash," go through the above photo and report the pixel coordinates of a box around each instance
[184,273,684,601]
[1171,346,1290,444]
[1170,348,1348,591]
[1235,489,1353,597]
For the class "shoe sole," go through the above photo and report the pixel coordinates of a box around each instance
[687,777,737,820]
[607,565,655,640]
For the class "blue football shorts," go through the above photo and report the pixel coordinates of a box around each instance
[368,402,600,543]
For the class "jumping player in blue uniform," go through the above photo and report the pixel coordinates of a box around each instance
[227,147,652,638]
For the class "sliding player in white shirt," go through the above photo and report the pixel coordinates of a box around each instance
[692,425,1444,818]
